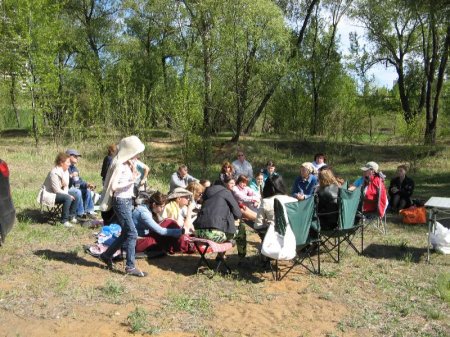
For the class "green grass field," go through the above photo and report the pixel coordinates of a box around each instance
[1,134,449,337]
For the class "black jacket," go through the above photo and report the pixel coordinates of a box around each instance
[193,185,242,234]
[389,176,414,199]
[317,184,339,230]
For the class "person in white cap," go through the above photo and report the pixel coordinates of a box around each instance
[98,135,147,277]
[350,161,379,190]
[349,161,388,216]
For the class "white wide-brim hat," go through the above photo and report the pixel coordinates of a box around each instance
[116,135,145,164]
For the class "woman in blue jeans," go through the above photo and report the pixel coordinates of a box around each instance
[42,152,80,227]
[98,136,147,277]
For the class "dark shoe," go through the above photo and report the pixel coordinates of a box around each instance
[77,214,89,222]
[87,213,97,220]
[99,254,114,270]
[125,268,148,277]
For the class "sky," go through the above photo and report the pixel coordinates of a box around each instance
[337,16,398,89]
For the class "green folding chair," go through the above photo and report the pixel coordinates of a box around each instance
[270,197,320,281]
[319,187,363,263]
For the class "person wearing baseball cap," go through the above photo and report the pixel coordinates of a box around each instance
[65,149,97,221]
[349,161,388,217]
[350,161,380,190]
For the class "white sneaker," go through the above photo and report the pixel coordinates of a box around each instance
[62,221,74,228]
[70,217,78,224]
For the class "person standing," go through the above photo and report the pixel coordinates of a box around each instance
[101,143,117,186]
[99,135,147,277]
[232,151,253,179]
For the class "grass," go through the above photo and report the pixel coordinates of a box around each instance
[1,134,450,336]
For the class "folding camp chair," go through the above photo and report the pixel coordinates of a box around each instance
[189,237,234,275]
[37,186,63,225]
[319,187,363,263]
[362,185,388,235]
[269,197,320,281]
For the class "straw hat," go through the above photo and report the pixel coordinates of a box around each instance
[167,187,192,200]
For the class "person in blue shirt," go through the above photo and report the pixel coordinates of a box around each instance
[133,192,183,238]
[291,162,318,200]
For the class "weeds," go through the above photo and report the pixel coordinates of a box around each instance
[166,293,211,316]
[127,307,160,334]
[100,279,125,304]
[436,273,450,303]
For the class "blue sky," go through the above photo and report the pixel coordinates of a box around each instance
[337,16,397,89]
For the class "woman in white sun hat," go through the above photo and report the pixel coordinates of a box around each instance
[98,135,147,277]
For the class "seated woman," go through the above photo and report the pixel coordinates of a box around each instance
[249,172,264,197]
[133,191,193,254]
[194,182,242,243]
[291,162,318,200]
[163,187,195,234]
[312,153,327,171]
[186,181,205,219]
[349,161,388,217]
[254,175,296,237]
[219,161,235,183]
[389,164,414,212]
[42,152,80,227]
[316,167,342,231]
[232,175,259,221]
[133,192,183,238]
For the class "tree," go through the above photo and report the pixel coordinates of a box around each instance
[416,1,450,144]
[352,0,423,124]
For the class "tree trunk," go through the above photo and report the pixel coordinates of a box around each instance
[243,0,319,135]
[425,24,450,144]
[9,73,20,128]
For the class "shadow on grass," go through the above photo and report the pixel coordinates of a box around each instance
[363,243,427,263]
[17,208,52,224]
[149,253,265,283]
[34,249,104,269]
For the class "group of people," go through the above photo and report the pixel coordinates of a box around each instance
[42,136,415,277]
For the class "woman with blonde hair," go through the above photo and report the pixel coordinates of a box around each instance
[316,167,342,231]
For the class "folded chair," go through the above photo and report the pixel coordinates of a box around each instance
[189,237,234,275]
[319,187,363,263]
[37,186,62,225]
[362,184,388,235]
[269,197,320,281]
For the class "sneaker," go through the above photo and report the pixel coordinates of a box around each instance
[70,217,78,224]
[125,268,148,277]
[62,221,74,228]
[77,214,89,222]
